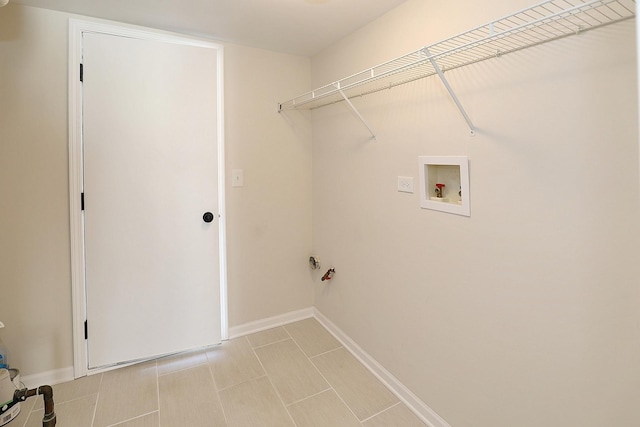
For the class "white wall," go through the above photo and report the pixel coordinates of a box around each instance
[224,45,313,326]
[0,3,313,376]
[0,4,72,377]
[311,1,640,426]
[2,2,638,424]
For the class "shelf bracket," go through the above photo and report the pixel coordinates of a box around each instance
[336,86,377,141]
[424,48,476,136]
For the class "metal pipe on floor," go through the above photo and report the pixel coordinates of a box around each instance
[12,386,56,427]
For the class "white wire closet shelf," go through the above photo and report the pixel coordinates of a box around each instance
[278,0,636,114]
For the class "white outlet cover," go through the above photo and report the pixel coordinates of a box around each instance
[397,176,414,193]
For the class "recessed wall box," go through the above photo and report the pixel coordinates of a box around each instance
[418,156,470,216]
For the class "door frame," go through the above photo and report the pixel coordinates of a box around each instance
[68,18,228,378]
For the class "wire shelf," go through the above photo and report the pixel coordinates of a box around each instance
[278,0,636,111]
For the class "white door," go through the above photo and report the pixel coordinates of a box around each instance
[82,32,221,369]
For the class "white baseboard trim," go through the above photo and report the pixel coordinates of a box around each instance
[19,306,447,427]
[313,309,451,427]
[228,307,314,339]
[20,366,75,389]
[18,307,313,387]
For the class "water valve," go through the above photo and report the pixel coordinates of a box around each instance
[321,268,335,281]
[309,256,321,270]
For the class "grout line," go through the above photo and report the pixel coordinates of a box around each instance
[360,401,402,423]
[287,331,364,425]
[250,336,293,350]
[90,373,104,427]
[283,325,293,339]
[248,336,300,426]
[214,374,268,393]
[208,338,269,393]
[36,392,100,409]
[205,356,229,427]
[308,361,364,424]
[314,310,443,426]
[18,394,38,427]
[105,410,159,427]
[284,387,332,407]
[155,360,161,427]
[157,360,208,377]
[52,317,413,426]
[309,345,343,360]
[265,373,300,426]
[308,345,399,424]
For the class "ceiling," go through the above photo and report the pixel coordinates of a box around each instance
[9,0,408,56]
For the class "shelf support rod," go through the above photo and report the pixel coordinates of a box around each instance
[336,87,377,141]
[424,48,476,136]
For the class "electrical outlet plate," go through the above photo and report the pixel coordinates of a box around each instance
[397,176,414,193]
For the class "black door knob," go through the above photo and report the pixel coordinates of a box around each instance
[203,212,214,223]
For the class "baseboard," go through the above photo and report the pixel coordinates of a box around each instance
[313,309,451,427]
[228,307,314,339]
[17,307,313,387]
[20,366,75,389]
[18,305,447,427]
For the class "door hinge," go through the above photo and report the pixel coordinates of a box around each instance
[80,64,83,82]
[81,192,84,211]
[84,320,88,340]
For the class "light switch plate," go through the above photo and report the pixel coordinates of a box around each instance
[232,169,244,187]
[397,176,414,193]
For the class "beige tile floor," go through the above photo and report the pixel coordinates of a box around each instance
[12,318,427,427]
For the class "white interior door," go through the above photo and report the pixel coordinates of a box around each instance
[82,31,221,369]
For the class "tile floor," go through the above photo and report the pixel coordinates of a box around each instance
[11,318,427,427]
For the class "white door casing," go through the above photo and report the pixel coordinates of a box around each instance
[68,19,228,376]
